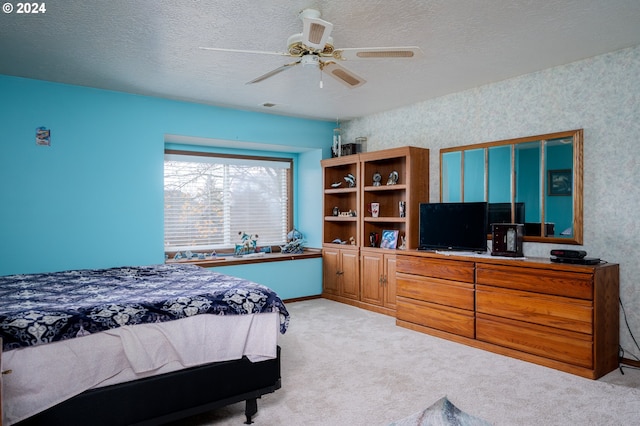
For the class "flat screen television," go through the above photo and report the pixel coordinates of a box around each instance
[488,202,525,229]
[419,202,488,252]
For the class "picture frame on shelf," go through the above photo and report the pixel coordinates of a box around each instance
[380,230,399,249]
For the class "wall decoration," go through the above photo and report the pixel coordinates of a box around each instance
[36,127,50,146]
[548,169,572,196]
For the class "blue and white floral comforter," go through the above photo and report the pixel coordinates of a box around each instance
[0,264,289,351]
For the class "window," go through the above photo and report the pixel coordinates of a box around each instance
[164,149,293,252]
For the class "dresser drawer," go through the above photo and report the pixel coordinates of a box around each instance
[476,263,593,300]
[476,285,593,334]
[397,256,475,283]
[477,313,593,368]
[397,296,475,338]
[397,273,475,310]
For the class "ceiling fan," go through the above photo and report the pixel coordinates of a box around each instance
[199,9,423,88]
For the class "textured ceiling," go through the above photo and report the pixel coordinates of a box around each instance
[1,0,640,121]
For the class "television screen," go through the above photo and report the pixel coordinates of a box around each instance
[419,202,488,252]
[488,202,525,229]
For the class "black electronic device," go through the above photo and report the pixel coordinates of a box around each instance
[550,249,587,259]
[550,256,601,265]
[418,202,488,252]
[491,223,524,257]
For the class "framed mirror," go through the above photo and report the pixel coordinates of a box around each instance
[440,129,583,244]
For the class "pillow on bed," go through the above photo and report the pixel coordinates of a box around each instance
[388,396,490,426]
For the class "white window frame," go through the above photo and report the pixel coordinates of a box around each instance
[164,149,293,252]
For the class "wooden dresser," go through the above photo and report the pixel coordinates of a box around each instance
[396,251,619,379]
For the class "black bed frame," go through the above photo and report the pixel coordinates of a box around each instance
[16,346,281,425]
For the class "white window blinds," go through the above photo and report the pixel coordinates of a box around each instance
[164,152,292,252]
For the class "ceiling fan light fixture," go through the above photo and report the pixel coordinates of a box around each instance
[301,55,320,67]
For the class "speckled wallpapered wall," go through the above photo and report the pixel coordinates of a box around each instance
[344,44,640,359]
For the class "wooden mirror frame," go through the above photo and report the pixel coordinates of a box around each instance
[440,129,583,245]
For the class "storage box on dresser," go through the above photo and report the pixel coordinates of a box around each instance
[396,251,619,379]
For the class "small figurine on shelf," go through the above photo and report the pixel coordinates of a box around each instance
[387,171,399,185]
[344,173,356,187]
[372,172,382,186]
[398,235,407,250]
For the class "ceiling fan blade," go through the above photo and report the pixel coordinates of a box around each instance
[199,46,290,57]
[247,60,301,84]
[321,61,366,88]
[302,16,334,51]
[333,46,423,61]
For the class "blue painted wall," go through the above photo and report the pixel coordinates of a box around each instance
[0,74,332,297]
[210,257,322,300]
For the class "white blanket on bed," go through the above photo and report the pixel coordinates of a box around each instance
[2,312,279,425]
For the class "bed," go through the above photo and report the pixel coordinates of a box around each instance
[0,263,289,425]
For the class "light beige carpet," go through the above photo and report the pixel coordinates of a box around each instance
[172,298,640,425]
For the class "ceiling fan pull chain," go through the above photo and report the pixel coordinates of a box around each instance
[319,67,324,88]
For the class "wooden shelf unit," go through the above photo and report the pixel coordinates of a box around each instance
[359,147,429,251]
[321,147,429,315]
[321,155,360,247]
[395,251,620,379]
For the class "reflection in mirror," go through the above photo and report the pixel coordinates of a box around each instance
[515,141,543,236]
[464,149,485,202]
[488,145,511,203]
[440,129,583,245]
[441,151,461,202]
[545,136,575,238]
